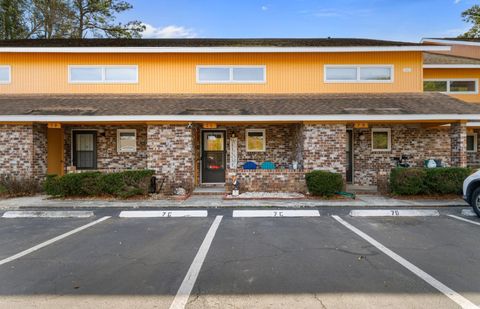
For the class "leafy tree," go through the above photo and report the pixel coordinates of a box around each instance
[70,0,145,38]
[460,5,480,38]
[28,0,74,38]
[0,0,28,39]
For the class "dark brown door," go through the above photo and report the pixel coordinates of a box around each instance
[346,130,353,183]
[202,131,226,183]
[73,131,97,170]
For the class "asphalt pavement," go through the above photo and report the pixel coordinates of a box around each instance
[0,207,479,309]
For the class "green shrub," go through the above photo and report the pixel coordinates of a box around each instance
[0,176,41,197]
[305,170,344,197]
[424,167,472,195]
[390,167,472,195]
[390,168,427,195]
[44,170,155,198]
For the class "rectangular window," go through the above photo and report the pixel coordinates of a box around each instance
[325,65,393,83]
[467,133,477,153]
[197,66,266,83]
[371,128,391,151]
[117,129,137,153]
[423,79,478,94]
[0,66,11,84]
[69,66,138,84]
[246,129,266,152]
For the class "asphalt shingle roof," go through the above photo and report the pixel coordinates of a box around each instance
[0,93,478,116]
[423,52,480,65]
[0,38,428,48]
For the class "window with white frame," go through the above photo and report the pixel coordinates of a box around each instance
[0,66,11,84]
[423,79,478,94]
[325,65,393,83]
[371,128,391,151]
[467,133,478,152]
[69,66,138,84]
[197,66,266,83]
[246,129,266,152]
[117,129,137,153]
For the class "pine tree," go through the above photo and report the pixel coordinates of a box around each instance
[0,0,28,39]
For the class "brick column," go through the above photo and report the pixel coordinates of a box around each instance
[450,122,467,167]
[147,124,194,193]
[302,123,347,175]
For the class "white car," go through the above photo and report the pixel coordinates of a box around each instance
[463,170,480,217]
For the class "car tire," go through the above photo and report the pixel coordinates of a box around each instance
[471,187,480,218]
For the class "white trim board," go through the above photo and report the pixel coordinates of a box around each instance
[233,210,320,217]
[422,38,480,47]
[1,114,480,122]
[349,209,440,217]
[119,210,208,218]
[424,64,480,69]
[0,46,451,54]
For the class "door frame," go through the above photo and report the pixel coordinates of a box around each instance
[71,129,98,170]
[200,129,227,185]
[346,129,354,184]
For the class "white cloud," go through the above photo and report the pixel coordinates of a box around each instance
[142,24,197,38]
[454,0,461,4]
[261,5,268,11]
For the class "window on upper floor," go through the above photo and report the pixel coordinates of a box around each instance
[69,66,138,84]
[197,66,266,84]
[0,66,11,84]
[324,65,393,83]
[423,79,478,94]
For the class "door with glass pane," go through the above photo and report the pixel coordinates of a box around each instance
[202,131,226,183]
[73,131,97,170]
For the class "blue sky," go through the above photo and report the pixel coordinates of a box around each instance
[119,0,477,42]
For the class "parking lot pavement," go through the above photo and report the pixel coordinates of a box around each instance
[187,216,456,309]
[0,208,480,309]
[344,215,480,306]
[0,216,215,309]
[0,217,98,260]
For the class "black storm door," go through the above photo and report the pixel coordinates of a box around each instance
[202,131,226,183]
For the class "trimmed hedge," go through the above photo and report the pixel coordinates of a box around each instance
[305,170,344,197]
[390,167,472,195]
[44,170,155,198]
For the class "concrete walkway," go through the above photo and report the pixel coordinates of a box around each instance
[0,194,468,210]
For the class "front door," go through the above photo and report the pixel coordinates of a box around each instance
[202,131,226,183]
[47,128,64,175]
[346,130,353,183]
[73,131,97,170]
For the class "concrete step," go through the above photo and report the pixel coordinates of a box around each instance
[192,187,225,195]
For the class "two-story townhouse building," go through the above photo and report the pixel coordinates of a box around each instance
[1,38,480,194]
[422,38,480,167]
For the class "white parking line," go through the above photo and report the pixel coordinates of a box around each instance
[233,210,320,218]
[461,209,477,217]
[0,216,111,267]
[119,210,208,218]
[2,211,94,218]
[169,215,223,309]
[332,215,479,309]
[349,209,439,217]
[447,214,480,227]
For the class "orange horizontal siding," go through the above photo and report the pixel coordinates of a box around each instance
[423,68,480,103]
[0,52,422,94]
